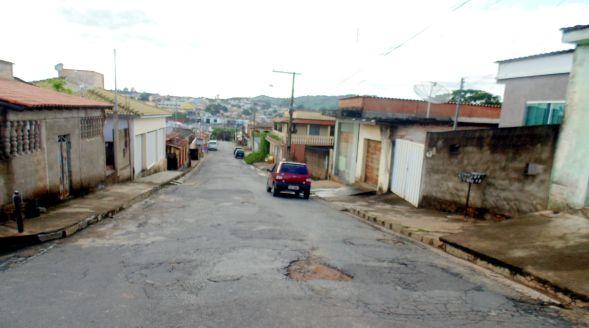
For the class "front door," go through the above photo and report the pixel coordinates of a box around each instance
[58,134,72,199]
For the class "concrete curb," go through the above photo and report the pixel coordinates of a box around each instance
[3,156,208,250]
[345,207,445,249]
[320,197,589,308]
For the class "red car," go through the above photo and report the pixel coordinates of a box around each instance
[266,161,312,199]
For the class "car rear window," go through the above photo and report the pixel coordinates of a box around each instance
[280,163,308,174]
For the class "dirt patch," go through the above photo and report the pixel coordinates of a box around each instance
[287,256,352,282]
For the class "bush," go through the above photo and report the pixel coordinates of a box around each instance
[244,151,266,164]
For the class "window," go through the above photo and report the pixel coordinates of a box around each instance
[308,124,321,136]
[279,163,308,175]
[524,102,565,126]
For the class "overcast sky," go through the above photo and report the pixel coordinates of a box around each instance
[3,0,588,99]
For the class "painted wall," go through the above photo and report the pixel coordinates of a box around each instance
[133,116,166,135]
[421,126,559,217]
[550,42,589,210]
[1,108,106,209]
[498,74,569,127]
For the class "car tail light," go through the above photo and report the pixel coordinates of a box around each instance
[276,175,283,180]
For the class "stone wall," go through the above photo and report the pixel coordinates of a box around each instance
[421,125,559,217]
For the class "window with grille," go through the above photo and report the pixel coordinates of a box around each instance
[80,116,104,139]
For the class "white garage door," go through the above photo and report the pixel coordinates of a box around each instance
[146,131,157,168]
[391,139,425,207]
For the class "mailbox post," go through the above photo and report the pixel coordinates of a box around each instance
[458,172,486,219]
[12,191,24,233]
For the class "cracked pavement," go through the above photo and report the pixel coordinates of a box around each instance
[0,142,580,327]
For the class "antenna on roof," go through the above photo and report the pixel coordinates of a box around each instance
[413,82,452,118]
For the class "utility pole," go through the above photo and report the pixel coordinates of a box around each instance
[426,81,436,119]
[252,108,256,152]
[272,70,301,160]
[453,77,465,130]
[113,49,120,180]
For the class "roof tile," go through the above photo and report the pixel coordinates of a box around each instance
[0,79,111,109]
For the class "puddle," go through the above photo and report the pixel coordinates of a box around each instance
[287,256,352,282]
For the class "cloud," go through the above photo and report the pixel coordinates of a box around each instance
[60,8,153,29]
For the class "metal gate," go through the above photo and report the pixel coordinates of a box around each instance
[364,139,381,186]
[391,139,425,207]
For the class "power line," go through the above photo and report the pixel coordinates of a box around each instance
[380,0,475,56]
[338,0,478,87]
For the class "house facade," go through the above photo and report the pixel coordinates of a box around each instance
[496,50,573,127]
[266,111,335,179]
[86,88,171,180]
[332,96,500,205]
[166,127,194,170]
[0,61,111,216]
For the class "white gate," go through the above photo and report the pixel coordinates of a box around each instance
[391,139,425,207]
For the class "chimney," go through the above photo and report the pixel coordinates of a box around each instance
[0,60,14,80]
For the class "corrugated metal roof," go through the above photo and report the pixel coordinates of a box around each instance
[0,79,111,109]
[85,88,171,117]
[561,24,589,33]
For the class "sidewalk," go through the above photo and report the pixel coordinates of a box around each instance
[317,190,589,306]
[442,212,589,305]
[0,159,204,250]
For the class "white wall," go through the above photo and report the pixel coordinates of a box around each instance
[497,52,572,80]
[133,116,167,136]
[103,118,129,142]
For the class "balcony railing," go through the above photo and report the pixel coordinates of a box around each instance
[268,132,334,146]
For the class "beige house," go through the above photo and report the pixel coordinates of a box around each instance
[267,111,335,179]
[0,60,111,217]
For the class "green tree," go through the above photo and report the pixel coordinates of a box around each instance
[139,92,150,101]
[451,89,501,106]
[242,108,252,116]
[211,127,235,141]
[205,103,228,115]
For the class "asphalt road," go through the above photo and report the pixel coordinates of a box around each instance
[0,142,577,327]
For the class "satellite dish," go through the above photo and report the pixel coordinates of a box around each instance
[414,82,452,118]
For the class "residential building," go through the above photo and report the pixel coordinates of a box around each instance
[246,121,273,151]
[85,89,171,180]
[496,50,573,127]
[266,111,335,179]
[332,96,500,203]
[166,127,194,170]
[0,60,111,216]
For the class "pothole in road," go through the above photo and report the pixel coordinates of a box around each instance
[287,256,352,282]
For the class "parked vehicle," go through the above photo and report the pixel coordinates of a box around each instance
[233,146,243,155]
[266,161,311,199]
[208,140,218,151]
[235,149,245,159]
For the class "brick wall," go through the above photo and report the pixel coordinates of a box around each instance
[339,96,500,120]
[421,125,559,217]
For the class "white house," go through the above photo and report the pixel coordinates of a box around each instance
[86,88,171,180]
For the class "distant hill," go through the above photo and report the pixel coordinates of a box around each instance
[252,95,353,111]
